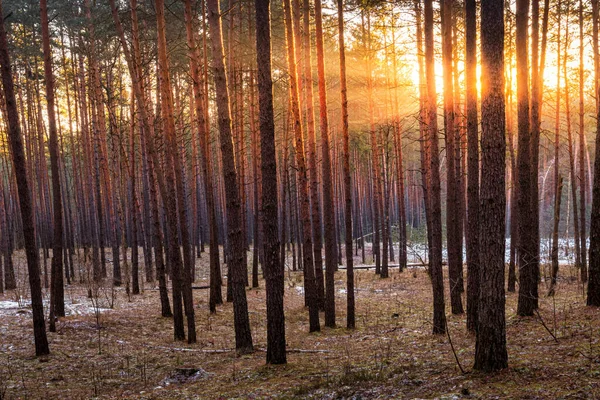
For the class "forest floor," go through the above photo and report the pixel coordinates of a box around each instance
[1,248,600,399]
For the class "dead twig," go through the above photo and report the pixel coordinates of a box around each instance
[446,322,466,374]
[534,309,559,343]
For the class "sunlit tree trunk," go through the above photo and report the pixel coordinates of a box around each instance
[579,0,588,283]
[415,0,432,259]
[563,13,582,281]
[155,0,188,340]
[282,0,320,332]
[390,12,407,273]
[183,0,222,312]
[313,0,337,327]
[442,0,463,315]
[363,12,382,278]
[301,0,325,312]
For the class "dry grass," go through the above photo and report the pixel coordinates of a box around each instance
[1,249,600,399]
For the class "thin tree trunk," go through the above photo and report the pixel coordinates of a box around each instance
[442,0,463,315]
[549,176,564,297]
[282,0,320,332]
[41,0,65,330]
[580,0,588,283]
[424,0,447,334]
[587,0,600,306]
[207,0,255,351]
[465,0,479,332]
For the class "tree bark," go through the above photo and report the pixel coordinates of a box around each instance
[255,0,286,363]
[587,0,600,306]
[40,0,65,329]
[424,0,447,334]
[0,0,50,356]
[442,0,463,315]
[474,0,508,372]
[207,0,255,351]
[465,0,479,332]
[516,0,537,316]
[282,0,321,332]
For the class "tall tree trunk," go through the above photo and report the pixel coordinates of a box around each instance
[334,0,354,329]
[207,0,255,351]
[516,0,537,316]
[442,0,463,315]
[390,13,407,273]
[415,0,432,266]
[302,0,325,312]
[587,0,600,306]
[0,0,50,356]
[41,0,65,329]
[563,13,582,279]
[465,0,479,332]
[530,0,541,301]
[363,12,382,278]
[580,0,588,283]
[255,0,286,363]
[155,0,187,341]
[282,0,321,332]
[183,0,222,313]
[313,0,338,327]
[474,0,508,371]
[424,0,447,334]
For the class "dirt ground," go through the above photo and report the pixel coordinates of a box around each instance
[1,248,600,399]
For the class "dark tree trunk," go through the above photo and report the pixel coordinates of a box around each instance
[465,0,479,332]
[155,0,186,341]
[255,0,286,363]
[0,0,50,356]
[41,0,65,328]
[549,176,563,297]
[474,0,508,371]
[516,0,537,316]
[334,0,354,328]
[442,0,463,315]
[207,0,254,352]
[424,0,447,334]
[316,2,337,327]
[587,0,600,306]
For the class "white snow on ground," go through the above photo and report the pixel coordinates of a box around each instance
[357,237,588,266]
[0,300,21,309]
[0,299,111,317]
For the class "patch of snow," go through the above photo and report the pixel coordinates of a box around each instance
[0,301,20,309]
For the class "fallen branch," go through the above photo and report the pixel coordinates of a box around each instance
[446,323,466,374]
[152,345,234,353]
[534,309,559,343]
[256,347,330,354]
